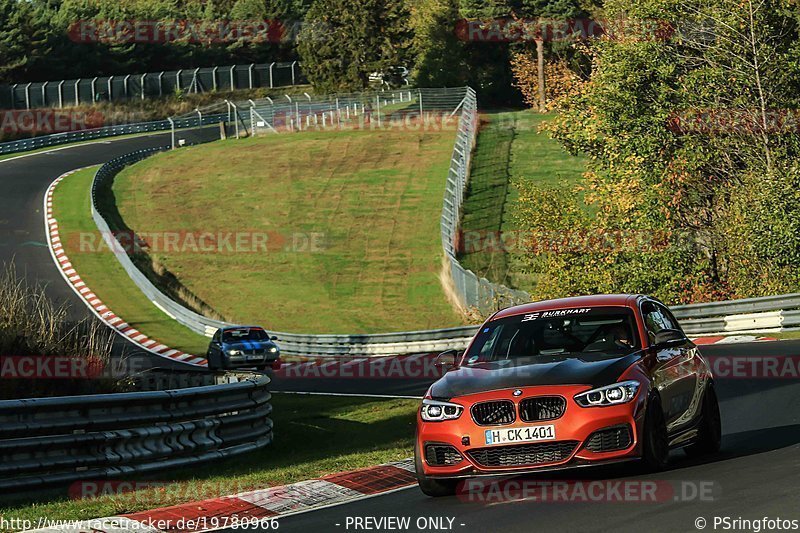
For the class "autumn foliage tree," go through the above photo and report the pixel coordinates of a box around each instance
[515,0,800,304]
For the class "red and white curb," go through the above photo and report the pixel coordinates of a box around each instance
[690,335,777,345]
[25,460,417,532]
[44,169,207,366]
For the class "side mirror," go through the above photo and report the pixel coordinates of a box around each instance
[434,349,460,369]
[652,329,687,349]
[270,336,278,341]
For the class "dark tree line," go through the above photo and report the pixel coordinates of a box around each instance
[0,0,588,105]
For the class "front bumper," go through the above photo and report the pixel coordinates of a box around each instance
[417,384,647,478]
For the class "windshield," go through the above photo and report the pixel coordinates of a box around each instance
[464,307,639,363]
[222,328,270,343]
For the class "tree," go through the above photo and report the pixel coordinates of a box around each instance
[298,0,411,92]
[521,0,800,302]
[409,0,467,87]
[0,0,33,82]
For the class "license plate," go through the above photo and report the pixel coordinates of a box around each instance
[484,425,556,445]
[246,355,262,362]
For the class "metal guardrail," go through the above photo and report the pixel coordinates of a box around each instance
[0,372,272,491]
[0,113,228,156]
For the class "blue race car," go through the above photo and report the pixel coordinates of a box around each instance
[206,326,281,372]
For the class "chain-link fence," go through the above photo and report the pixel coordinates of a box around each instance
[442,87,531,316]
[1,62,304,110]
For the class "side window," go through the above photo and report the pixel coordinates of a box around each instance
[212,330,221,344]
[642,301,672,341]
[655,303,679,331]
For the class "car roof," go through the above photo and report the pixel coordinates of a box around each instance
[491,294,643,321]
[221,325,265,331]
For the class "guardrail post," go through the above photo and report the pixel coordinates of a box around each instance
[230,101,240,139]
[196,108,202,126]
[168,117,175,149]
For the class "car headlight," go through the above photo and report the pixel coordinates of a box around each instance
[574,380,640,407]
[420,399,463,421]
[227,349,243,356]
[269,346,278,353]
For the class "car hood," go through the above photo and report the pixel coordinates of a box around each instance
[224,341,278,352]
[429,351,643,399]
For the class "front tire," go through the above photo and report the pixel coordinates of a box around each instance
[685,383,721,457]
[641,394,669,471]
[414,438,458,497]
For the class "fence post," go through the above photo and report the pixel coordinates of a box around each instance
[168,118,175,149]
[196,108,202,126]
[24,82,31,110]
[376,94,381,128]
[212,66,218,91]
[419,89,423,118]
[249,64,255,89]
[231,101,240,139]
[91,77,98,102]
[230,66,236,90]
[58,81,64,109]
[74,80,80,106]
[269,62,275,88]
[124,75,131,99]
[291,61,297,85]
[295,102,301,131]
[158,72,164,97]
[42,82,48,107]
[141,74,146,100]
[176,70,182,93]
[10,84,17,109]
[107,76,113,101]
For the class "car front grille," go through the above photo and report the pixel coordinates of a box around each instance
[519,396,566,422]
[585,425,633,453]
[467,440,579,468]
[471,400,516,426]
[425,444,463,466]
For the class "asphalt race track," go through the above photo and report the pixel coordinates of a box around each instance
[0,134,191,370]
[4,136,800,532]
